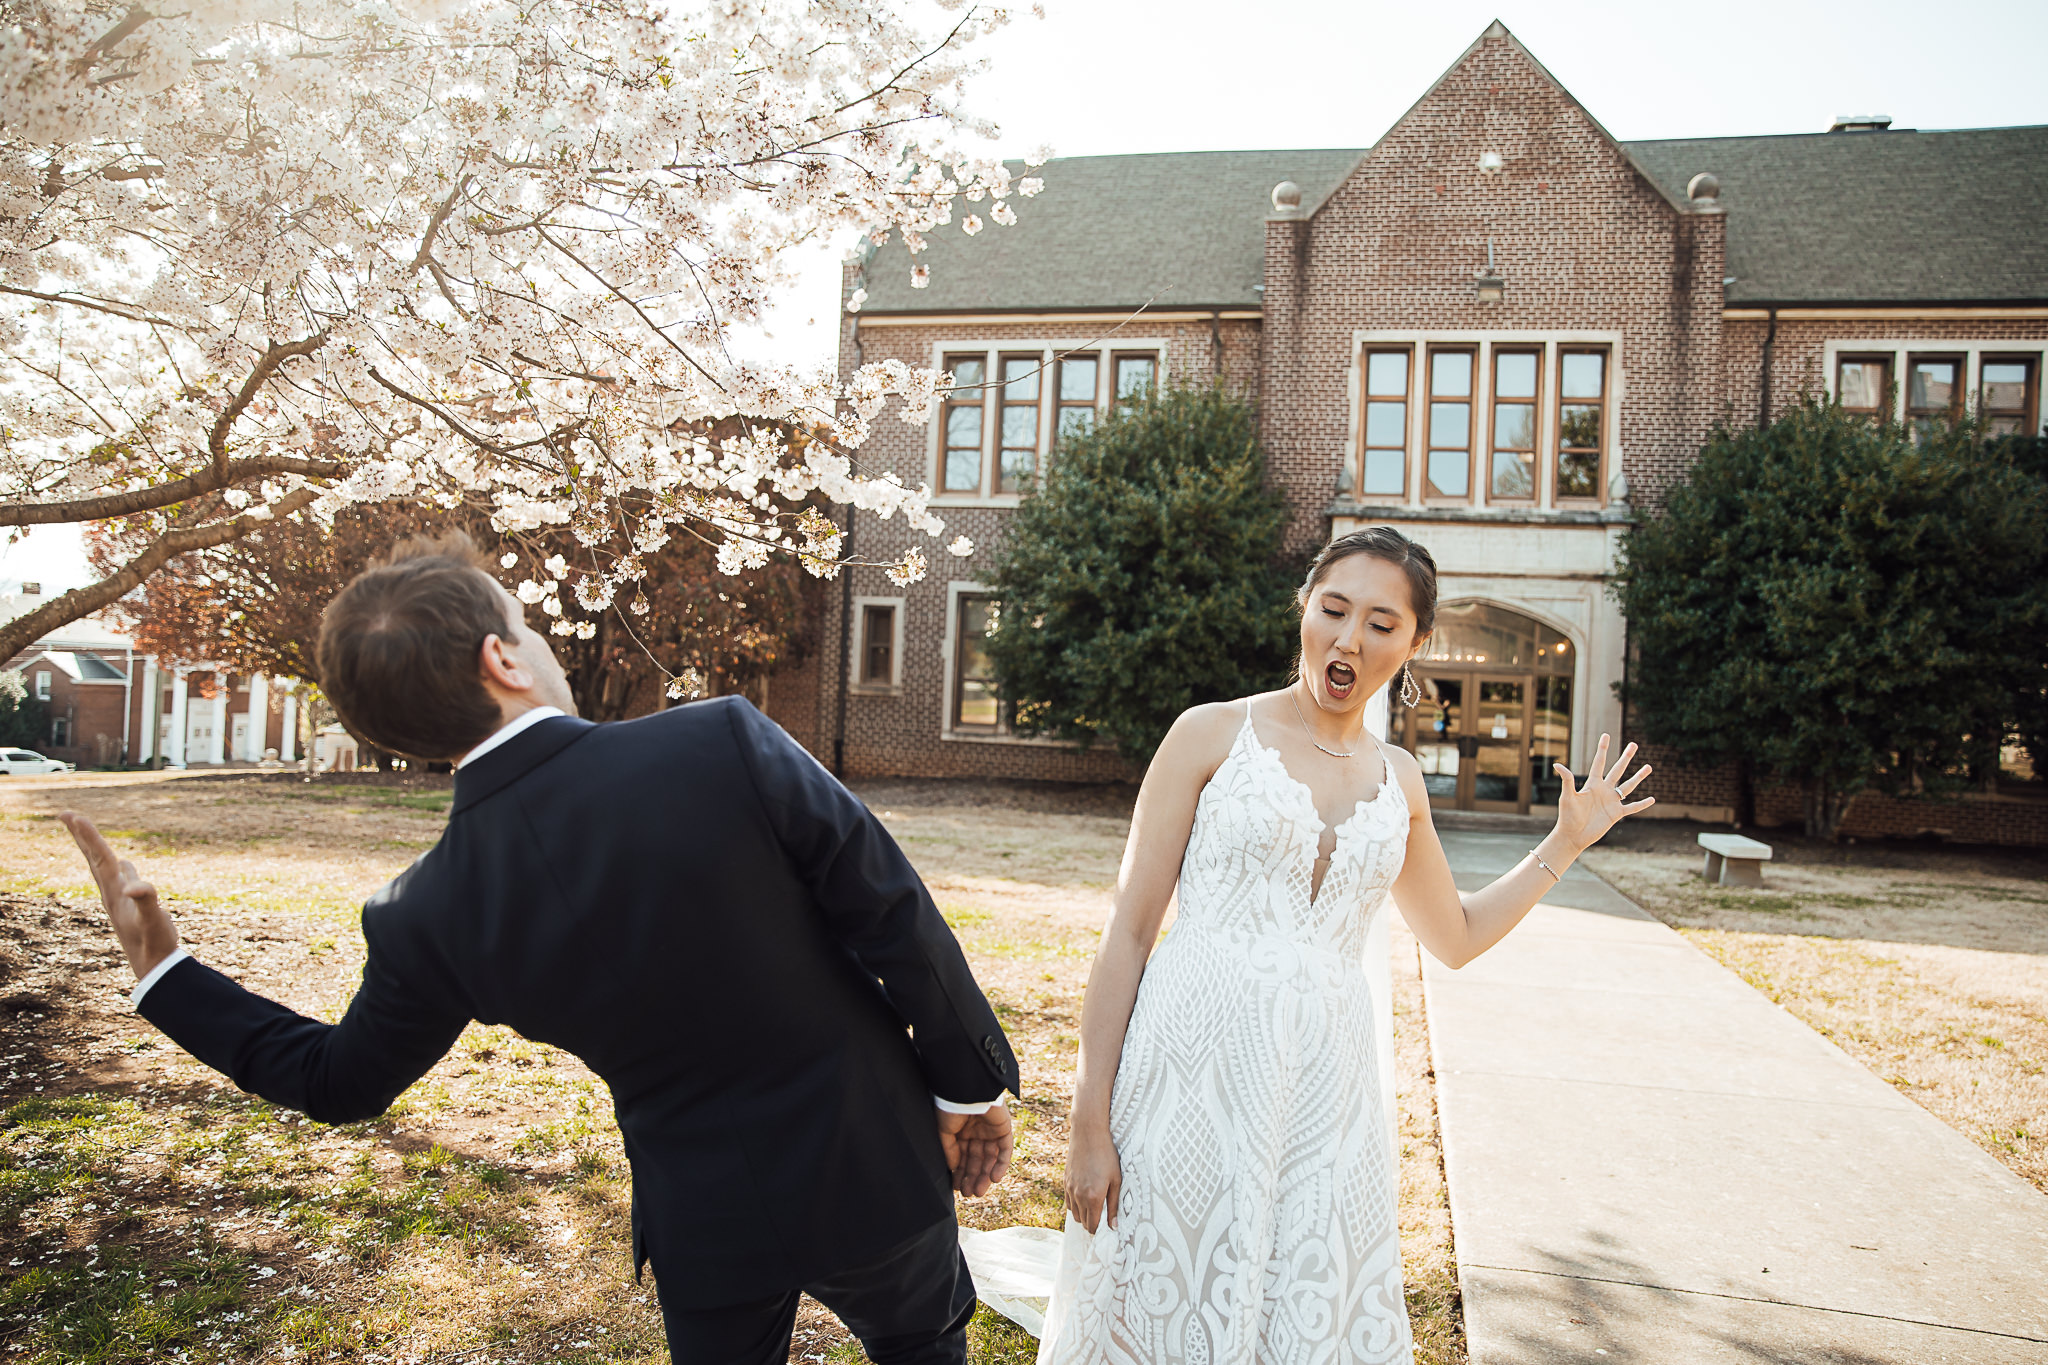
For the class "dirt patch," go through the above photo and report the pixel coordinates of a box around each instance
[1,771,1460,1362]
[1584,821,2048,1195]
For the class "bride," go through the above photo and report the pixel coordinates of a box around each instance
[1036,526,1653,1364]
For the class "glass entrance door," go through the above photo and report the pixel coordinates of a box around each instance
[1403,671,1531,812]
[1390,600,1578,817]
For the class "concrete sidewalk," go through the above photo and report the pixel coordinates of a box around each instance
[1424,831,2048,1364]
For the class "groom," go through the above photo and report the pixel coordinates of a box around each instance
[62,533,1020,1364]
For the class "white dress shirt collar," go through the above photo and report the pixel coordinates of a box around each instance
[456,706,566,769]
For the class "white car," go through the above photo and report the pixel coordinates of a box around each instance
[0,748,74,775]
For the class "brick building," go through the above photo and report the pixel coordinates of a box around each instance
[774,22,2047,841]
[3,589,307,769]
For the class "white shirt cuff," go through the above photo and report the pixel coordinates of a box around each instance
[131,947,191,1009]
[933,1094,1003,1116]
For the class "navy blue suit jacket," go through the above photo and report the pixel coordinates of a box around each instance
[138,697,1019,1307]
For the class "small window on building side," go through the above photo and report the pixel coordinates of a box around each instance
[953,595,1006,733]
[1427,348,1475,500]
[1555,348,1608,500]
[1906,355,1962,428]
[33,670,50,702]
[1360,348,1410,498]
[941,354,988,494]
[1489,349,1541,500]
[1113,353,1157,407]
[998,355,1041,493]
[859,603,897,687]
[51,717,68,747]
[1056,355,1099,443]
[1981,358,2039,436]
[1836,356,1891,421]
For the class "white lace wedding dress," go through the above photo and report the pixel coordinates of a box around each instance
[1036,702,1413,1365]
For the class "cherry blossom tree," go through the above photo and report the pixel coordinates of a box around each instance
[0,0,1046,672]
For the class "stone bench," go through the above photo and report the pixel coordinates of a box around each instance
[1699,832,1774,887]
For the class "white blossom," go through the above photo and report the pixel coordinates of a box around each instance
[947,535,975,557]
[0,0,1037,632]
[961,216,984,236]
[499,553,519,569]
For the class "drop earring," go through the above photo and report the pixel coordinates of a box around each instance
[1398,662,1422,709]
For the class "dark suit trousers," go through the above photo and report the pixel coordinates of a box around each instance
[653,1216,976,1365]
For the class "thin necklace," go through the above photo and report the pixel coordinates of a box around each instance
[1288,688,1361,758]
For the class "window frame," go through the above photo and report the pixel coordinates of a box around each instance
[33,669,50,702]
[1904,352,1965,425]
[927,341,1168,506]
[1834,353,1894,422]
[1423,345,1477,504]
[1112,351,1159,409]
[1552,345,1611,505]
[1487,346,1545,504]
[1054,353,1101,450]
[849,595,905,693]
[1355,345,1414,502]
[938,352,992,496]
[1979,354,2040,436]
[995,352,1044,494]
[947,588,1008,736]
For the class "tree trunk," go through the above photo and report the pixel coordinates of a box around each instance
[1803,775,1851,841]
[1733,754,1756,829]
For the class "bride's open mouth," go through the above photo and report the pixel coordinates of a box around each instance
[1324,661,1356,700]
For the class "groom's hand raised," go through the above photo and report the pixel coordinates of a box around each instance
[59,812,180,983]
[936,1102,1013,1198]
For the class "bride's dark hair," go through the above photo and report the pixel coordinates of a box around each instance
[1298,526,1438,639]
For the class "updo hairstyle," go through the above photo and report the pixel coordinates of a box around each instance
[1298,526,1439,641]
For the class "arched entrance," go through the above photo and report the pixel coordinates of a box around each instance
[1393,601,1574,815]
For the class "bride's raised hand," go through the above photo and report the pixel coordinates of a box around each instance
[1064,1122,1122,1234]
[1553,733,1655,852]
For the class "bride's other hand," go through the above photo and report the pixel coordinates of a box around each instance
[938,1102,1014,1198]
[1065,1122,1122,1233]
[1553,733,1655,852]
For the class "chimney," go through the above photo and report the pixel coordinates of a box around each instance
[1827,115,1893,133]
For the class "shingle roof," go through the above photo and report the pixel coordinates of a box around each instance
[855,149,1363,314]
[856,127,2048,314]
[1626,127,2048,305]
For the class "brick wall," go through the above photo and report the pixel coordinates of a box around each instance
[801,306,1257,779]
[1260,28,1727,550]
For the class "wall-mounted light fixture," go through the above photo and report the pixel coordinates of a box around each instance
[1473,238,1504,303]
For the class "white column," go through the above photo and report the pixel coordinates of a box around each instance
[205,689,227,765]
[167,671,189,768]
[279,687,298,763]
[136,659,158,764]
[246,673,268,759]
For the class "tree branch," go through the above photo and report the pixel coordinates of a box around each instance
[0,455,345,527]
[209,334,327,480]
[0,487,321,665]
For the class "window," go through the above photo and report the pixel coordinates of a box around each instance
[953,595,1005,733]
[940,354,987,494]
[1981,357,2039,436]
[51,717,68,747]
[1056,355,1099,443]
[1426,348,1474,500]
[856,602,899,689]
[1555,348,1608,501]
[1113,352,1157,408]
[1906,354,1963,427]
[1489,348,1541,500]
[33,670,50,702]
[998,355,1041,493]
[1359,348,1411,498]
[1836,355,1891,421]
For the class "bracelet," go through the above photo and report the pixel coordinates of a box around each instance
[1530,850,1562,883]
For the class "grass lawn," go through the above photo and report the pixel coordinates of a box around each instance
[0,770,1466,1364]
[1582,819,2048,1196]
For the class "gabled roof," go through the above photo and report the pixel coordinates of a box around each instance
[855,149,1363,314]
[1628,127,2048,305]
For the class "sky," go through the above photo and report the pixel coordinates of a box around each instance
[11,0,2044,597]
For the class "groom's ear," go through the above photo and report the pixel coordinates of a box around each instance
[478,633,535,696]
